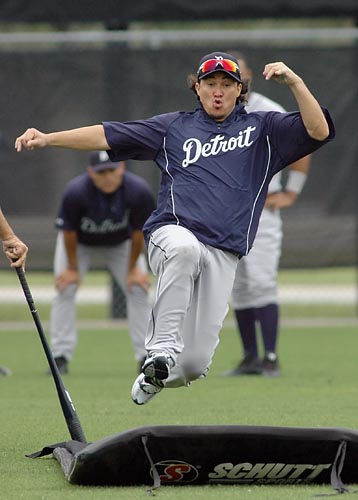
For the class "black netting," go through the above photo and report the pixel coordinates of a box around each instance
[0,39,357,270]
[110,277,127,319]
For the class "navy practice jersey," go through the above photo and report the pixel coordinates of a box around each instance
[55,171,155,246]
[104,103,335,256]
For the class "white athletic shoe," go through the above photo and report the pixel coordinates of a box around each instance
[131,352,174,405]
[131,373,164,405]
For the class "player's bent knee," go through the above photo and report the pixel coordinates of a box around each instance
[168,243,201,270]
[182,358,211,382]
[57,283,78,299]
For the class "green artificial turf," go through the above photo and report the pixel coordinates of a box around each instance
[0,266,356,322]
[0,265,356,286]
[1,322,358,499]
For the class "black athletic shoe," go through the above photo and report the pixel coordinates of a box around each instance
[261,353,280,377]
[47,356,68,375]
[222,354,262,376]
[142,352,173,381]
[0,365,12,376]
[131,352,174,405]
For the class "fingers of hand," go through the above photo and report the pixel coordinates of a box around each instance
[142,280,150,292]
[126,275,150,294]
[15,128,37,151]
[5,247,25,268]
[4,243,28,258]
[55,272,77,291]
[10,256,25,268]
[55,277,67,292]
[263,62,287,82]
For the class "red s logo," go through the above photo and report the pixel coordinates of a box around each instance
[160,463,191,481]
[152,460,199,483]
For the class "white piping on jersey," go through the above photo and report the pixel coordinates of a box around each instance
[245,135,271,255]
[163,137,180,225]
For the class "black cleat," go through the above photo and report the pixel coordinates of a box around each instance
[222,354,262,376]
[261,353,280,377]
[142,352,173,381]
[47,356,68,375]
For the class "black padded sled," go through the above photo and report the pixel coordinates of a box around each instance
[29,424,358,492]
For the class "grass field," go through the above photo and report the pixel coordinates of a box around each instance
[1,267,358,499]
[0,266,357,322]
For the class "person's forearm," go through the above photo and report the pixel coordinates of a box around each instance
[129,231,145,270]
[285,155,310,195]
[46,125,109,150]
[0,209,14,240]
[263,62,330,142]
[15,124,110,152]
[63,231,79,269]
[289,154,311,174]
[289,80,329,141]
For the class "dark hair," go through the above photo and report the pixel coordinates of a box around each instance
[187,73,249,104]
[227,50,246,64]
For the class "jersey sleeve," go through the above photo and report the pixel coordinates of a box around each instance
[103,112,182,162]
[265,108,335,171]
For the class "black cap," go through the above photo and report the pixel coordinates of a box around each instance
[89,151,117,172]
[197,52,242,83]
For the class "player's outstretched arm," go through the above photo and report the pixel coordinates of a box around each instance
[15,124,110,152]
[263,62,330,141]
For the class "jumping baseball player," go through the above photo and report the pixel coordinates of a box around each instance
[224,53,311,378]
[48,152,155,374]
[15,51,335,405]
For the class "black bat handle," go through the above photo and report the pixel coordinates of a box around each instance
[16,267,36,310]
[15,267,87,443]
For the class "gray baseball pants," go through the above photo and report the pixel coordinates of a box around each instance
[50,232,151,362]
[145,225,238,388]
[232,208,282,309]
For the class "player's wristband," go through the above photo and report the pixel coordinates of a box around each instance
[285,171,307,195]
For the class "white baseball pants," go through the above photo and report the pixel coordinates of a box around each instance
[146,225,238,388]
[232,208,283,310]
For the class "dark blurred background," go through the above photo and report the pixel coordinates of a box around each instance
[0,1,357,270]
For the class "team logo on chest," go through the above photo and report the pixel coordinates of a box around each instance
[182,126,256,167]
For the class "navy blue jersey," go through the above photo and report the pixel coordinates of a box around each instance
[56,171,155,246]
[104,104,334,256]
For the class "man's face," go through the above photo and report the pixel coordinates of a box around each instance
[87,163,125,194]
[195,72,242,122]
